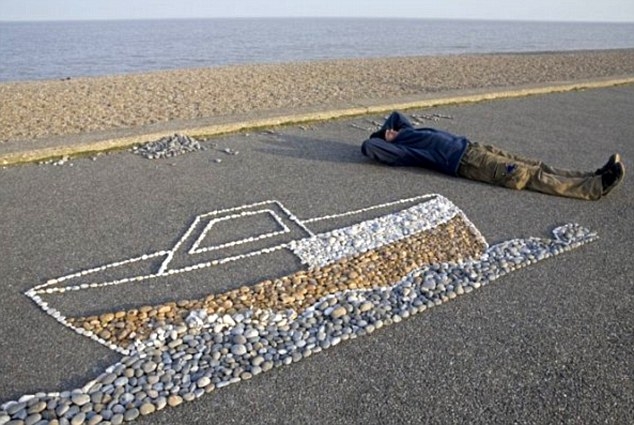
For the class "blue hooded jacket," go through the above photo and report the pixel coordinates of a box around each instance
[361,111,470,176]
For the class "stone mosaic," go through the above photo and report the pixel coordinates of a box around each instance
[1,195,597,425]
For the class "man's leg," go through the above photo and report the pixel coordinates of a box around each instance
[475,143,595,178]
[458,144,604,200]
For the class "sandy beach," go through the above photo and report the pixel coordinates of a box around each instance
[1,49,634,144]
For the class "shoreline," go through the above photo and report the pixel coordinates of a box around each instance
[2,48,633,86]
[0,46,634,88]
[1,49,633,162]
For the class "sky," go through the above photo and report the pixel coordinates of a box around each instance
[1,0,634,23]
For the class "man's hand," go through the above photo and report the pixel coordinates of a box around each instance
[385,129,399,142]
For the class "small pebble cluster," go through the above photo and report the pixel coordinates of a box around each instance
[37,156,73,167]
[1,201,596,425]
[132,134,203,159]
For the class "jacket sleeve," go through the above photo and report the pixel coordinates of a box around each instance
[369,111,414,139]
[361,137,411,166]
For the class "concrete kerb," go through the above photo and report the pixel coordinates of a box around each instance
[2,76,633,167]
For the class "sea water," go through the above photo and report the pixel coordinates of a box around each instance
[1,18,633,82]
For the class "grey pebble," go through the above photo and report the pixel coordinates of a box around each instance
[70,412,86,425]
[422,279,436,291]
[232,335,247,345]
[244,329,259,339]
[87,415,103,425]
[26,402,46,415]
[110,414,124,425]
[110,406,124,415]
[71,394,91,407]
[65,407,79,418]
[123,408,139,422]
[6,404,25,416]
[142,361,157,374]
[197,377,211,388]
[119,394,134,405]
[24,414,41,425]
[56,404,70,417]
[231,344,247,356]
[182,393,196,402]
[154,397,167,411]
[113,377,128,387]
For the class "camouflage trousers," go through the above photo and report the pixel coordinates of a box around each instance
[457,143,603,200]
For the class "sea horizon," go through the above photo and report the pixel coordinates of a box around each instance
[2,16,634,23]
[1,17,633,82]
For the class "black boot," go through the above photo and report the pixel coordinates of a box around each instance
[596,153,621,175]
[601,162,625,196]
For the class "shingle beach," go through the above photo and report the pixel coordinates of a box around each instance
[1,49,634,144]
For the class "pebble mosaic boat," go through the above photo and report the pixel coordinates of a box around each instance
[26,195,485,352]
[2,194,598,424]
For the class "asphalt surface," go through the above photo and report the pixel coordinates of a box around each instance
[1,84,632,424]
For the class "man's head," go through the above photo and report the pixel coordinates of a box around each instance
[385,129,399,142]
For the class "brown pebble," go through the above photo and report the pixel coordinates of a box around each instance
[100,312,115,322]
[139,403,156,415]
[157,305,171,314]
[98,329,112,340]
[330,306,348,319]
[167,395,183,407]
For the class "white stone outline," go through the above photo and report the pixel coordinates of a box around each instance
[156,200,314,275]
[188,209,291,255]
[303,193,436,224]
[24,194,473,354]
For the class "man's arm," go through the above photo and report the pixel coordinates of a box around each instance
[361,137,411,166]
[369,111,414,139]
